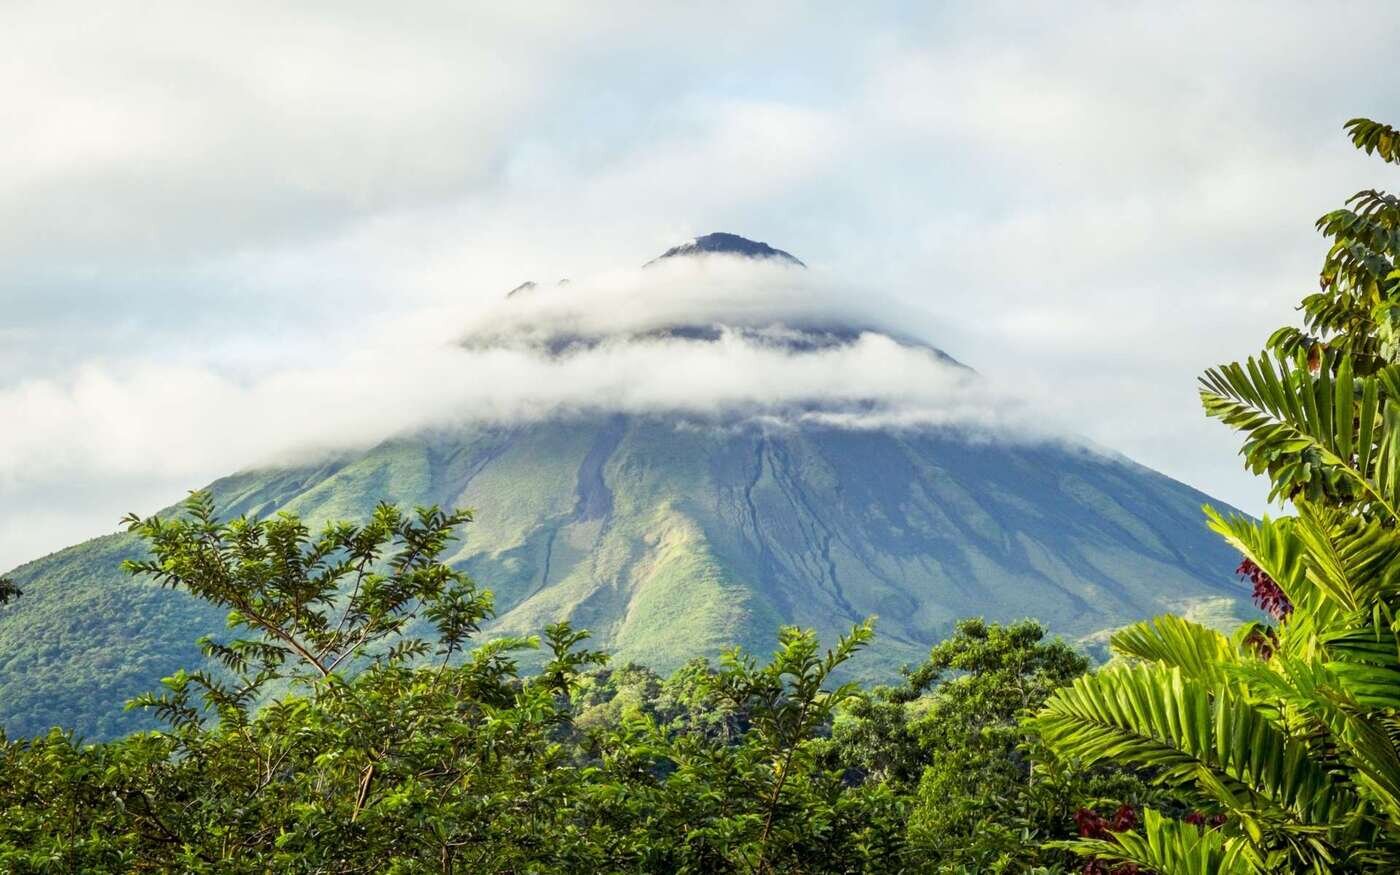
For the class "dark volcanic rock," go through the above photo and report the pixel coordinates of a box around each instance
[646,232,806,267]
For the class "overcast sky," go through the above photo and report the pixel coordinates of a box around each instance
[3,1,1399,570]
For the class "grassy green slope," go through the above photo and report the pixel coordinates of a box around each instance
[0,418,1249,739]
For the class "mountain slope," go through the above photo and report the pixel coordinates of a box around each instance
[1,415,1246,739]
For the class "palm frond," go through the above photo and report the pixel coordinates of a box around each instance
[1200,353,1400,518]
[1111,615,1239,685]
[1053,808,1258,875]
[1033,665,1352,825]
[1229,654,1400,828]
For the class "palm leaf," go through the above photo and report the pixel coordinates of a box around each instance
[1111,615,1240,686]
[1053,808,1258,875]
[1032,664,1353,826]
[1229,655,1400,829]
[1199,354,1400,518]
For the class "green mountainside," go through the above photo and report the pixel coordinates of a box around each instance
[1,414,1247,739]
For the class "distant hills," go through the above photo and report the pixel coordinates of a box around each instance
[0,234,1250,739]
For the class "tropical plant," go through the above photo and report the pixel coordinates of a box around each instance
[1030,118,1400,873]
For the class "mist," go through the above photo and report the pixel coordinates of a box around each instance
[460,255,929,345]
[0,254,1066,569]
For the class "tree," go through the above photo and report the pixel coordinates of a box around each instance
[0,578,18,609]
[828,618,1149,873]
[574,620,908,873]
[711,620,878,874]
[1030,119,1400,873]
[0,492,613,871]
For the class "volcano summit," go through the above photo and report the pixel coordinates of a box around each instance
[647,232,806,267]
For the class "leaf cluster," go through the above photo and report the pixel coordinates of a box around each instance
[1032,118,1400,873]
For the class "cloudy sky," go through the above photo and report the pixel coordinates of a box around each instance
[3,1,1398,570]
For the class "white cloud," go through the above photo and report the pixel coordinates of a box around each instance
[0,259,1051,499]
[457,256,922,343]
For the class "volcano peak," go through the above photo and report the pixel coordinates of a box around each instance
[646,232,805,267]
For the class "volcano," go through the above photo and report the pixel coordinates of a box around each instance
[0,234,1248,739]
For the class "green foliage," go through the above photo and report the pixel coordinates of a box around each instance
[0,490,1124,871]
[866,618,1147,873]
[1033,118,1400,873]
[124,493,485,677]
[1346,118,1400,166]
